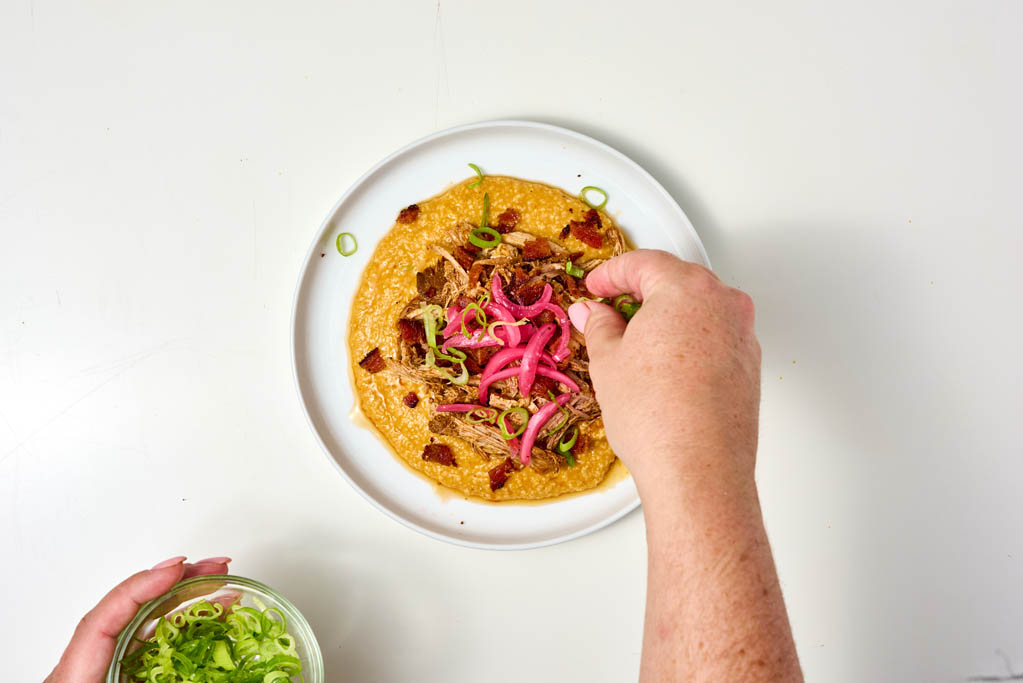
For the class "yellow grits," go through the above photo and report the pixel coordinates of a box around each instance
[348,175,621,501]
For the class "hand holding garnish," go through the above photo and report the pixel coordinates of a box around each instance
[46,556,231,683]
[568,250,802,682]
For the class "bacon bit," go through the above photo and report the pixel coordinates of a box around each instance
[568,209,604,248]
[397,204,420,224]
[534,309,556,327]
[512,279,546,306]
[456,294,475,308]
[358,348,386,373]
[560,225,571,239]
[522,238,553,260]
[530,374,559,399]
[513,266,530,286]
[477,346,498,366]
[489,457,515,490]
[422,443,456,467]
[403,392,419,408]
[467,263,484,287]
[452,245,476,271]
[425,286,437,297]
[462,352,482,374]
[564,273,591,298]
[462,241,482,254]
[571,433,589,457]
[397,318,426,344]
[494,208,520,233]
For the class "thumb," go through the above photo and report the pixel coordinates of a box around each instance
[568,301,626,360]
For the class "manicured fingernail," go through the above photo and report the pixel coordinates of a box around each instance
[194,556,231,565]
[568,302,592,333]
[151,555,187,569]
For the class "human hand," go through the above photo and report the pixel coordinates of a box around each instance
[567,249,761,500]
[46,556,232,683]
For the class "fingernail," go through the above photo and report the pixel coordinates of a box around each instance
[194,556,231,565]
[568,302,592,333]
[151,555,187,569]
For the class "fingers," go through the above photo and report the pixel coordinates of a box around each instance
[49,557,187,682]
[47,556,232,683]
[568,301,627,359]
[584,249,715,299]
[183,558,232,579]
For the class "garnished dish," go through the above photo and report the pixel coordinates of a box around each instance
[118,599,303,681]
[349,167,631,501]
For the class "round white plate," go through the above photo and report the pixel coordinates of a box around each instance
[291,120,708,549]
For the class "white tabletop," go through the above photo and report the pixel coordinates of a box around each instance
[2,1,1021,680]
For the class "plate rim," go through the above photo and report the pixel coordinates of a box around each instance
[290,119,707,550]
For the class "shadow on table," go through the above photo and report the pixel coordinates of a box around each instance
[247,527,457,681]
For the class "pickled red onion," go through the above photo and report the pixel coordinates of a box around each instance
[518,323,556,397]
[519,393,571,465]
[491,273,553,318]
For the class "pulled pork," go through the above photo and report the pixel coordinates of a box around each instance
[363,201,626,489]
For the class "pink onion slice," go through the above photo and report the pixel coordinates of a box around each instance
[518,323,556,397]
[518,393,571,465]
[539,303,572,363]
[481,346,556,382]
[491,273,553,319]
[483,302,522,347]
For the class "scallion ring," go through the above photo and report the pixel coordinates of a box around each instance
[565,260,585,278]
[469,226,501,249]
[498,406,530,440]
[336,232,358,256]
[579,186,608,210]
[558,424,579,452]
[614,294,641,321]
[466,407,497,424]
[460,302,488,338]
[468,163,484,188]
[487,319,526,343]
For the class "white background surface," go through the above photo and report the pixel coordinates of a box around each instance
[1,1,1020,681]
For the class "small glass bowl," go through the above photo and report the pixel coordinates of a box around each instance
[106,574,323,683]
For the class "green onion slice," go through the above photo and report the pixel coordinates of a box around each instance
[336,231,358,256]
[498,406,529,440]
[468,163,484,188]
[565,260,585,278]
[481,192,490,229]
[558,424,579,452]
[487,319,526,343]
[460,302,488,338]
[119,599,303,680]
[613,294,641,321]
[426,349,469,385]
[466,407,497,424]
[469,226,501,249]
[579,186,608,210]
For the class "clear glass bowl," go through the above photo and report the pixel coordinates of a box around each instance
[106,574,323,682]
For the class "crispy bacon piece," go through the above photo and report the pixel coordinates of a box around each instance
[530,373,559,400]
[422,443,456,466]
[513,266,530,287]
[358,348,386,374]
[462,241,481,254]
[397,204,420,224]
[467,263,484,288]
[494,208,520,234]
[403,392,419,408]
[564,272,591,298]
[522,238,552,261]
[560,225,571,240]
[456,294,475,308]
[489,457,515,491]
[397,318,426,344]
[571,433,589,457]
[534,309,556,327]
[512,279,546,306]
[452,245,476,271]
[568,209,604,248]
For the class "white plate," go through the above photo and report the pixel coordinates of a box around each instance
[291,120,708,549]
